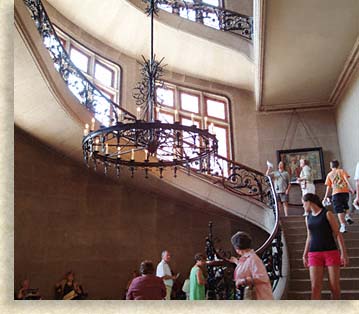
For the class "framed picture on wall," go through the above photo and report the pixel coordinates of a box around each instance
[276,147,325,183]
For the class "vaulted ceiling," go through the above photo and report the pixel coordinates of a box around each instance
[37,0,359,111]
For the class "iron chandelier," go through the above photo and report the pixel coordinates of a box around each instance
[82,0,218,178]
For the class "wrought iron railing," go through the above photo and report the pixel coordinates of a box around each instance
[23,0,136,126]
[153,0,253,40]
[200,154,282,299]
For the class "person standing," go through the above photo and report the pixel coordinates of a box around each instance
[126,260,166,300]
[302,193,349,299]
[266,161,291,216]
[297,159,315,196]
[229,231,273,300]
[353,161,359,209]
[189,253,206,300]
[323,160,355,233]
[156,250,178,300]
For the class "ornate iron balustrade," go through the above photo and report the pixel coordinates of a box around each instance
[152,0,253,40]
[201,155,282,299]
[23,0,136,126]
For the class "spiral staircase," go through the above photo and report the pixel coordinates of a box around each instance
[14,0,359,301]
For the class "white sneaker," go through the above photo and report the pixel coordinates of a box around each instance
[345,214,354,225]
[339,224,347,233]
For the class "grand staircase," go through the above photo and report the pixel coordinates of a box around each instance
[282,209,359,300]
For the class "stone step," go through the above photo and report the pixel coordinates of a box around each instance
[286,232,359,243]
[290,257,359,268]
[290,248,359,259]
[284,224,359,235]
[286,239,359,248]
[290,267,359,279]
[290,278,359,291]
[287,290,359,300]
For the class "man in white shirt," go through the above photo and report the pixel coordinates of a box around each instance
[354,162,359,209]
[156,250,177,300]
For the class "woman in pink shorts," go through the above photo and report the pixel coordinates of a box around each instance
[302,193,349,299]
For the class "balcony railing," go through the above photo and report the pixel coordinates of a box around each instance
[155,0,253,40]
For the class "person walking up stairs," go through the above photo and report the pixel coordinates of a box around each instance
[282,210,359,300]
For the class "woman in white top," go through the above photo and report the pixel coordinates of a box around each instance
[297,159,316,196]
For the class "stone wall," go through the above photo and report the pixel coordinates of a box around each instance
[14,128,268,299]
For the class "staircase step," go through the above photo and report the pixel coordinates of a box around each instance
[284,224,359,235]
[286,232,359,243]
[290,278,359,291]
[287,290,359,300]
[286,239,359,248]
[290,267,359,279]
[282,212,359,300]
[290,257,359,268]
[290,248,359,259]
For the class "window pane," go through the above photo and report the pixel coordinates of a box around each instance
[207,99,226,119]
[212,126,228,175]
[180,93,199,113]
[214,126,227,157]
[95,62,114,87]
[157,87,174,107]
[181,118,200,168]
[70,47,89,73]
[203,0,220,6]
[181,118,199,128]
[158,112,174,123]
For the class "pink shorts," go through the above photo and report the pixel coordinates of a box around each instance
[308,250,341,267]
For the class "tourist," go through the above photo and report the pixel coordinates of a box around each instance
[126,260,166,300]
[297,159,315,196]
[16,279,41,300]
[302,193,348,299]
[229,231,273,300]
[156,250,179,300]
[323,160,355,233]
[189,253,207,300]
[353,161,359,209]
[266,161,291,216]
[55,271,86,300]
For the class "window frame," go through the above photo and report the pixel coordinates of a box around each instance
[54,25,122,126]
[155,82,233,161]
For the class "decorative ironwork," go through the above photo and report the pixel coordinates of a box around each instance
[155,0,253,40]
[23,0,136,126]
[82,121,218,178]
[23,0,218,178]
[205,222,236,300]
[132,56,166,120]
[203,158,283,300]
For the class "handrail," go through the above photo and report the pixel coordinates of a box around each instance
[23,0,136,125]
[189,153,283,298]
[154,0,253,40]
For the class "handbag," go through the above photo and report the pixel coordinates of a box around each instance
[300,179,307,189]
[243,285,256,300]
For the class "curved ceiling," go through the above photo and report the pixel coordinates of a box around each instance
[260,0,359,111]
[45,0,254,91]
